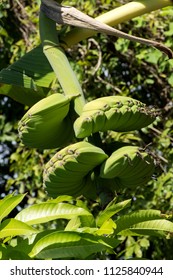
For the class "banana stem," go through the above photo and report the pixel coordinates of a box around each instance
[61,0,173,48]
[39,10,85,115]
[88,133,103,148]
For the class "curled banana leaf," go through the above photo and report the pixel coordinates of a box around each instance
[18,93,74,149]
[43,141,108,198]
[100,145,155,189]
[74,96,159,138]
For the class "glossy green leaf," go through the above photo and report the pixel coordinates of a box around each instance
[65,217,81,231]
[0,193,26,223]
[118,220,173,237]
[4,238,34,260]
[1,239,32,260]
[5,249,31,260]
[29,231,116,259]
[74,227,99,234]
[96,199,131,227]
[15,202,92,225]
[0,218,39,239]
[96,219,117,235]
[50,195,74,203]
[118,229,166,237]
[76,199,95,227]
[114,210,162,234]
[130,219,173,233]
[79,214,96,228]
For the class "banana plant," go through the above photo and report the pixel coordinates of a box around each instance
[13,0,167,202]
[1,0,173,260]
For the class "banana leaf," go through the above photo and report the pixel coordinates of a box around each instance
[0,45,56,106]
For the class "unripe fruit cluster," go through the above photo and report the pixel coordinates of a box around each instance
[18,94,158,198]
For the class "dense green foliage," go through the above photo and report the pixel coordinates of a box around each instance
[0,0,173,259]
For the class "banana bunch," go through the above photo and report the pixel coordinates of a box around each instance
[43,141,108,198]
[74,96,158,138]
[18,93,74,149]
[100,145,155,189]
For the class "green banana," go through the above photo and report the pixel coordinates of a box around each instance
[18,93,74,149]
[43,141,108,198]
[74,96,159,138]
[100,145,155,188]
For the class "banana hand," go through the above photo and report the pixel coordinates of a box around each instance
[100,145,155,189]
[74,96,159,138]
[18,93,74,149]
[43,141,108,198]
